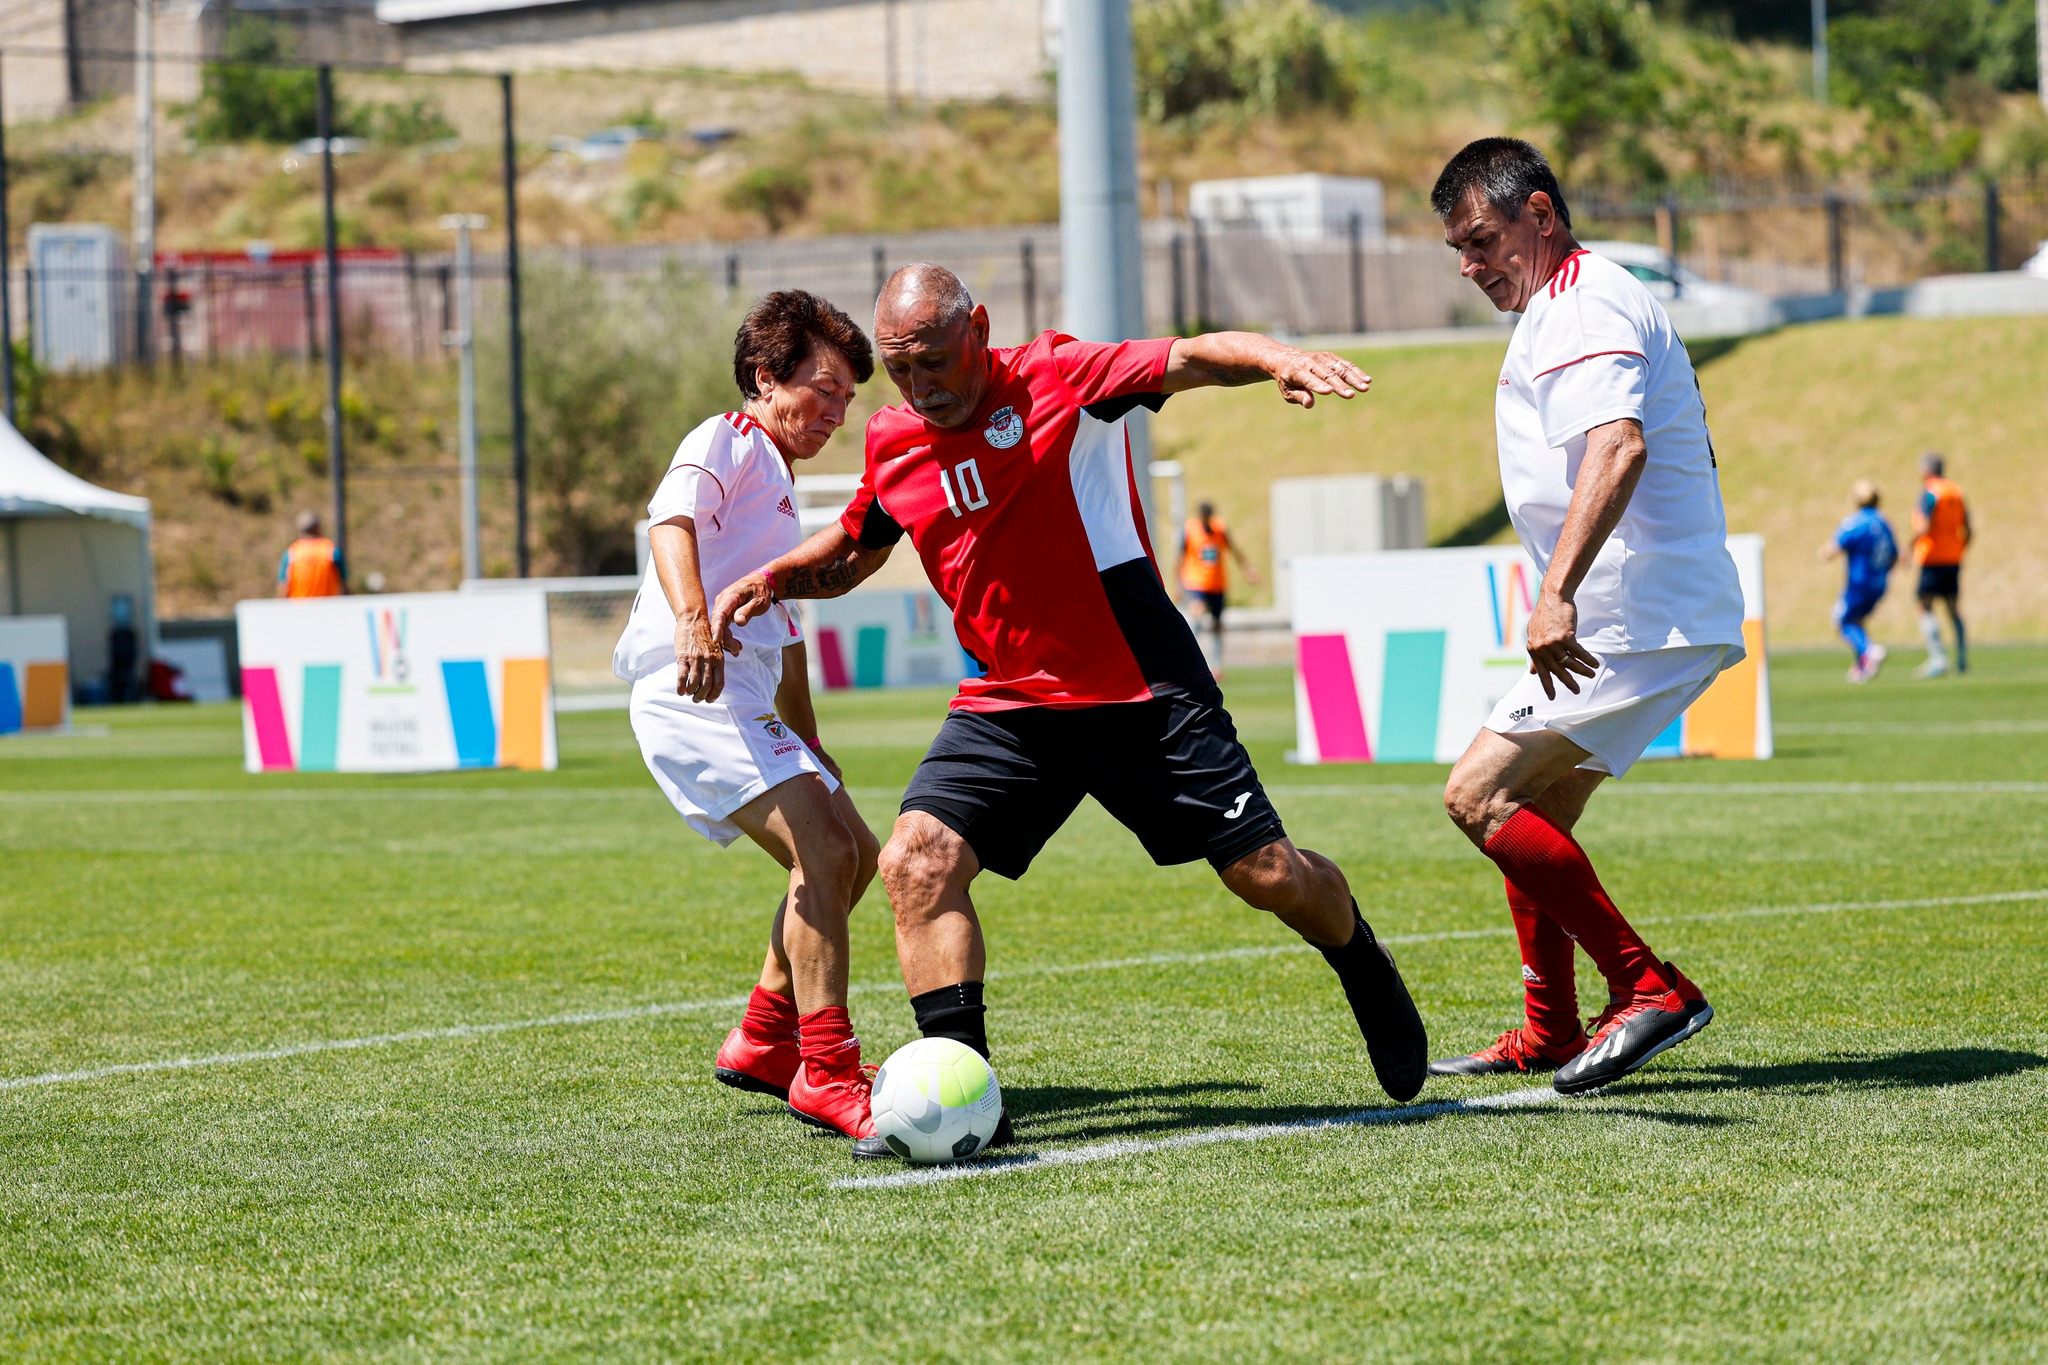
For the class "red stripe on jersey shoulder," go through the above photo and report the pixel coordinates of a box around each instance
[723,411,761,437]
[1547,249,1589,298]
[1531,349,1646,381]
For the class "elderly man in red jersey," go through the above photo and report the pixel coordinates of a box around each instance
[713,263,1429,1159]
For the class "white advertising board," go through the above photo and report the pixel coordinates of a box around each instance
[802,589,974,692]
[235,591,556,773]
[1291,535,1770,765]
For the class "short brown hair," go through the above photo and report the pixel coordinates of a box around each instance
[732,290,875,398]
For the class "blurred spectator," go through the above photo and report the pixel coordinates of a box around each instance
[1911,453,1970,678]
[277,512,347,599]
[1178,500,1259,677]
[1819,479,1896,684]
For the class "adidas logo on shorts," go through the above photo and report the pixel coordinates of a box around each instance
[1510,706,1535,722]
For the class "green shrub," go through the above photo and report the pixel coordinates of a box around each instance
[1134,0,1360,121]
[477,262,741,575]
[723,165,814,235]
[1509,0,1676,180]
[187,20,334,146]
[361,96,458,147]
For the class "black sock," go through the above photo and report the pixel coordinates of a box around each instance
[910,980,988,1058]
[1316,903,1386,1027]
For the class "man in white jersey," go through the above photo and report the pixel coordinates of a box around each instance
[614,290,884,1140]
[1425,139,1738,1094]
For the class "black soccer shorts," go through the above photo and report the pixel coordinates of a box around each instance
[899,685,1287,880]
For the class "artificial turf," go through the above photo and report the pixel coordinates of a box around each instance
[3,647,2045,1362]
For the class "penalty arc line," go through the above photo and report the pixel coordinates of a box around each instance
[2,888,2042,1094]
[831,1086,1564,1191]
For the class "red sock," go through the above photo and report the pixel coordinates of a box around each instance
[1506,876,1582,1050]
[1484,807,1668,999]
[797,1006,861,1077]
[739,985,799,1046]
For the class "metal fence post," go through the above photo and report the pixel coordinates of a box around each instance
[872,244,887,299]
[302,260,318,361]
[501,72,530,579]
[1347,211,1366,334]
[317,65,348,574]
[725,251,739,298]
[1825,191,1846,295]
[1169,230,1186,335]
[1984,178,2001,273]
[164,264,181,370]
[1664,197,1683,299]
[1020,238,1037,339]
[1192,221,1210,331]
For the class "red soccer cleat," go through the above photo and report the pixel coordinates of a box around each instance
[1428,1025,1586,1077]
[713,1026,800,1101]
[1555,960,1713,1096]
[787,1058,879,1140]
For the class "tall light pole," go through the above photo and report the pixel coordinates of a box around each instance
[1058,0,1151,516]
[133,0,155,358]
[440,214,487,583]
[2038,0,2047,113]
[1811,0,1828,104]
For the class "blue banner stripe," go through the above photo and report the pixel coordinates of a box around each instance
[441,660,497,769]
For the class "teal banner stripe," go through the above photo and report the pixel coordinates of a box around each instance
[299,664,343,771]
[1378,631,1446,763]
[855,626,888,689]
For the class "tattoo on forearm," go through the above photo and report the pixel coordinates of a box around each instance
[774,556,862,600]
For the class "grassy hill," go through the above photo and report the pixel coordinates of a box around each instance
[1154,312,2048,647]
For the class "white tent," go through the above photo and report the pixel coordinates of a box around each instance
[0,416,155,698]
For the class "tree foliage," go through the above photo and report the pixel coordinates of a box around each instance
[1509,0,1675,179]
[477,263,740,576]
[187,20,327,146]
[1133,0,1361,121]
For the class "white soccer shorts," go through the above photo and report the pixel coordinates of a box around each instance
[629,644,837,847]
[1485,643,1741,778]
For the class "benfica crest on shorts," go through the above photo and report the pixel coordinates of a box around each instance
[754,712,788,740]
[983,406,1023,449]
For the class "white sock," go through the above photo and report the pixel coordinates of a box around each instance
[1919,612,1946,667]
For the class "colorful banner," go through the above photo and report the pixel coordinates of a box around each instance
[235,592,556,773]
[0,615,69,735]
[802,589,975,692]
[1292,535,1771,765]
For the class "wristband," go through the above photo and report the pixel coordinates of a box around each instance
[804,736,824,753]
[762,568,777,603]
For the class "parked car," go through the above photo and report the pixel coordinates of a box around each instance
[2023,240,2048,279]
[1582,240,1765,306]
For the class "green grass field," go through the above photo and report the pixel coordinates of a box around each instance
[4,649,2047,1362]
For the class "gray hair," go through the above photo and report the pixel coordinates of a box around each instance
[876,263,974,329]
[1920,451,1945,477]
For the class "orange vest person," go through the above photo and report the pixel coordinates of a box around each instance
[1180,511,1234,598]
[1910,453,1969,677]
[277,512,347,599]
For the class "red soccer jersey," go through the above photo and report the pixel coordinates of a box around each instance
[840,331,1210,711]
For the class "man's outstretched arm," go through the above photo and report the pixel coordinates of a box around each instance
[710,524,893,644]
[1162,332,1371,408]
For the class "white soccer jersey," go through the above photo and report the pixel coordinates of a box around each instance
[613,410,804,681]
[1495,249,1744,654]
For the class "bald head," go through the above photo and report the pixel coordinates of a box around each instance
[873,262,992,429]
[875,263,974,333]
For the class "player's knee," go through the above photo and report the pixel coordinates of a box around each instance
[878,817,965,920]
[1221,841,1310,915]
[800,819,861,898]
[848,822,882,907]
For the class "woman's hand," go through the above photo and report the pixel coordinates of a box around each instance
[674,613,731,703]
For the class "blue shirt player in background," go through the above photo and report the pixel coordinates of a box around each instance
[1820,479,1897,683]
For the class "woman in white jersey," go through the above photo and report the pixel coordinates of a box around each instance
[612,290,883,1140]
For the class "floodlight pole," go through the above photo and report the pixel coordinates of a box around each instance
[1058,0,1152,520]
[318,65,348,574]
[2039,0,2048,113]
[0,53,15,426]
[500,73,530,580]
[441,214,487,583]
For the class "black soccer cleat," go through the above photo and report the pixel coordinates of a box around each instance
[712,1067,791,1102]
[1553,970,1714,1096]
[1428,1026,1585,1077]
[852,1108,1014,1161]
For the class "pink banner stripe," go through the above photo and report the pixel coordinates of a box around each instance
[1297,634,1373,763]
[817,627,852,691]
[241,666,296,771]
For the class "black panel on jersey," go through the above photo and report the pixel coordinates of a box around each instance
[1099,557,1212,693]
[1082,390,1170,424]
[849,493,905,548]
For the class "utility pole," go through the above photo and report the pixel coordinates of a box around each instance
[2039,0,2047,113]
[318,66,348,574]
[1059,0,1151,516]
[1811,0,1829,104]
[133,0,154,360]
[499,73,529,579]
[0,52,16,426]
[440,215,487,583]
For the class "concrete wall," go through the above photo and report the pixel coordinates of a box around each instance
[3,1,77,120]
[394,0,1049,102]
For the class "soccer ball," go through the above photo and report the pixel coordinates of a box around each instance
[869,1037,1003,1164]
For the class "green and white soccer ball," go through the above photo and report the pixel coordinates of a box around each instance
[869,1037,1003,1164]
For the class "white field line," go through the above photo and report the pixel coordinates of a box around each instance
[3,888,2042,1095]
[6,780,2048,806]
[832,1086,1563,1191]
[1776,719,2048,736]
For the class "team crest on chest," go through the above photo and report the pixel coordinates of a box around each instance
[983,406,1024,449]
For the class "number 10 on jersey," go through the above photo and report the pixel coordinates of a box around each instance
[940,459,990,517]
